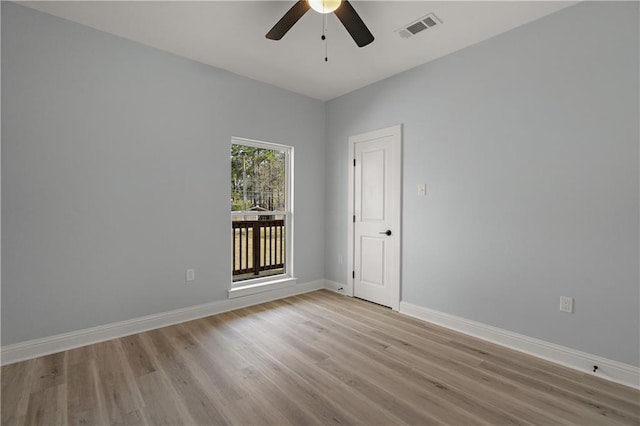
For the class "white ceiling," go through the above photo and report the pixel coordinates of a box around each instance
[21,1,577,101]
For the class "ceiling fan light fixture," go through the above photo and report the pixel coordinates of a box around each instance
[308,0,341,14]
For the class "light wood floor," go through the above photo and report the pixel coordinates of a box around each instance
[2,290,639,425]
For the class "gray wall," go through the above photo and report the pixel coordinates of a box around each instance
[2,2,325,345]
[325,1,639,366]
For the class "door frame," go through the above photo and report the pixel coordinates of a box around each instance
[347,124,402,310]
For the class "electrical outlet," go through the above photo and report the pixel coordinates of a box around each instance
[186,268,195,282]
[559,296,573,313]
[418,184,427,196]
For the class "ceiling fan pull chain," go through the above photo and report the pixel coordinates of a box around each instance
[323,13,328,62]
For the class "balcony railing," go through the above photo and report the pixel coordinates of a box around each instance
[232,219,285,280]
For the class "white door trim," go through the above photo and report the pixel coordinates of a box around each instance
[347,124,402,310]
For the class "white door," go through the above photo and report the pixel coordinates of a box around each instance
[348,125,401,310]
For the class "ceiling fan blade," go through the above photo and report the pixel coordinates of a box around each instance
[334,1,374,47]
[266,0,311,40]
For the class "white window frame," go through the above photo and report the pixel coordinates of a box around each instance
[228,137,295,298]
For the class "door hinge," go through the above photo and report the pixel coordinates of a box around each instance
[353,158,356,167]
[353,215,356,223]
[352,271,355,279]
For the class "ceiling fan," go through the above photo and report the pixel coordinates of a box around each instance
[266,0,374,48]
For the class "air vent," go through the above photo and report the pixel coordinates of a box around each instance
[396,13,441,39]
[406,21,428,35]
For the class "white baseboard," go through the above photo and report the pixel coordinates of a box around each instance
[1,280,325,366]
[400,301,639,390]
[324,279,348,295]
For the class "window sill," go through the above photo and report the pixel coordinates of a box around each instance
[228,277,297,299]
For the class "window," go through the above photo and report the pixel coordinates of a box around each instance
[230,137,294,296]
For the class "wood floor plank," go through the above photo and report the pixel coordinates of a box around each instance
[159,330,261,426]
[23,384,67,426]
[150,348,230,425]
[93,340,145,425]
[110,409,146,426]
[66,359,108,426]
[2,290,639,426]
[118,334,157,377]
[29,352,66,394]
[135,370,194,426]
[168,323,248,403]
[1,359,35,425]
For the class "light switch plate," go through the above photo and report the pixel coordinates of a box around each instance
[186,268,195,282]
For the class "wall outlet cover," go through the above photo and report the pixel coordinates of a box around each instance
[560,296,573,313]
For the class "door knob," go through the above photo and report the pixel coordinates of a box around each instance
[379,230,392,236]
